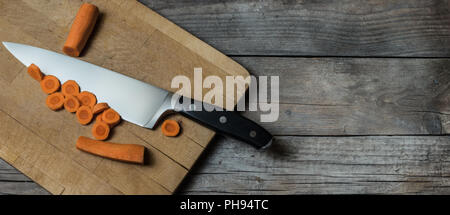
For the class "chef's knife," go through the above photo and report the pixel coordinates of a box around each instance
[2,42,273,149]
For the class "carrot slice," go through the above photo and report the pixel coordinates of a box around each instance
[77,91,96,108]
[76,106,93,125]
[40,75,60,94]
[46,92,65,111]
[27,64,44,81]
[61,80,80,97]
[92,121,110,140]
[102,108,121,126]
[64,95,80,113]
[93,102,109,114]
[161,119,180,137]
[95,112,104,122]
[76,136,145,164]
[63,3,99,57]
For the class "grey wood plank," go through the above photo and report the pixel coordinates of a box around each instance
[0,159,49,195]
[232,57,450,135]
[179,135,450,194]
[139,0,450,57]
[2,135,450,195]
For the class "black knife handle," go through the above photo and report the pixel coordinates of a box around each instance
[179,106,273,149]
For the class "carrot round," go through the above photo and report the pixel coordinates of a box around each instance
[76,136,145,164]
[161,119,180,137]
[61,80,80,96]
[64,95,80,113]
[77,91,96,108]
[93,102,109,114]
[40,75,60,94]
[27,64,44,82]
[92,121,110,140]
[63,3,99,57]
[76,105,93,125]
[102,108,121,126]
[46,92,65,111]
[95,112,104,122]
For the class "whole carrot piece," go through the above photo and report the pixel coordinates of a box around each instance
[63,3,99,57]
[76,136,145,164]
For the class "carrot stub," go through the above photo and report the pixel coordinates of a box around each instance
[161,119,180,137]
[92,121,110,140]
[27,64,44,82]
[40,75,60,94]
[76,136,145,164]
[64,95,80,113]
[46,92,65,111]
[63,3,99,57]
[61,80,80,96]
[76,105,93,125]
[93,102,109,114]
[102,108,121,126]
[77,91,96,108]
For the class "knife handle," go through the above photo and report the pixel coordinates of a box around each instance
[180,107,273,149]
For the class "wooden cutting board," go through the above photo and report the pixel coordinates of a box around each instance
[0,0,249,194]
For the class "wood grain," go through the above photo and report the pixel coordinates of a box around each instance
[3,0,450,195]
[0,0,252,194]
[0,159,49,195]
[234,57,450,135]
[179,135,450,194]
[3,135,450,195]
[139,0,450,57]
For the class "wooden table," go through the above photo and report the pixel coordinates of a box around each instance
[1,0,450,194]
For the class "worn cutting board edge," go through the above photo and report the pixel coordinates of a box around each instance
[0,0,249,194]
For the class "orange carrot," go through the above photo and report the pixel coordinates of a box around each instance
[102,108,121,126]
[77,91,96,108]
[40,75,60,94]
[76,136,145,164]
[95,112,104,122]
[92,121,110,140]
[64,95,80,113]
[93,102,109,114]
[27,64,44,81]
[161,119,180,137]
[63,3,99,57]
[61,80,80,97]
[76,105,93,125]
[46,92,65,111]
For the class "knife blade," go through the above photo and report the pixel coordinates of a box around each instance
[2,42,273,149]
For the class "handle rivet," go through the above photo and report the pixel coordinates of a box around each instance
[219,116,227,124]
[249,130,256,138]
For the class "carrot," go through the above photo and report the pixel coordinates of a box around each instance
[40,75,60,94]
[93,102,109,114]
[27,64,44,81]
[161,119,180,137]
[46,92,65,111]
[95,112,104,122]
[76,136,145,164]
[77,91,96,108]
[62,3,99,57]
[61,80,80,97]
[76,105,93,125]
[92,121,110,140]
[64,95,80,113]
[102,108,121,126]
